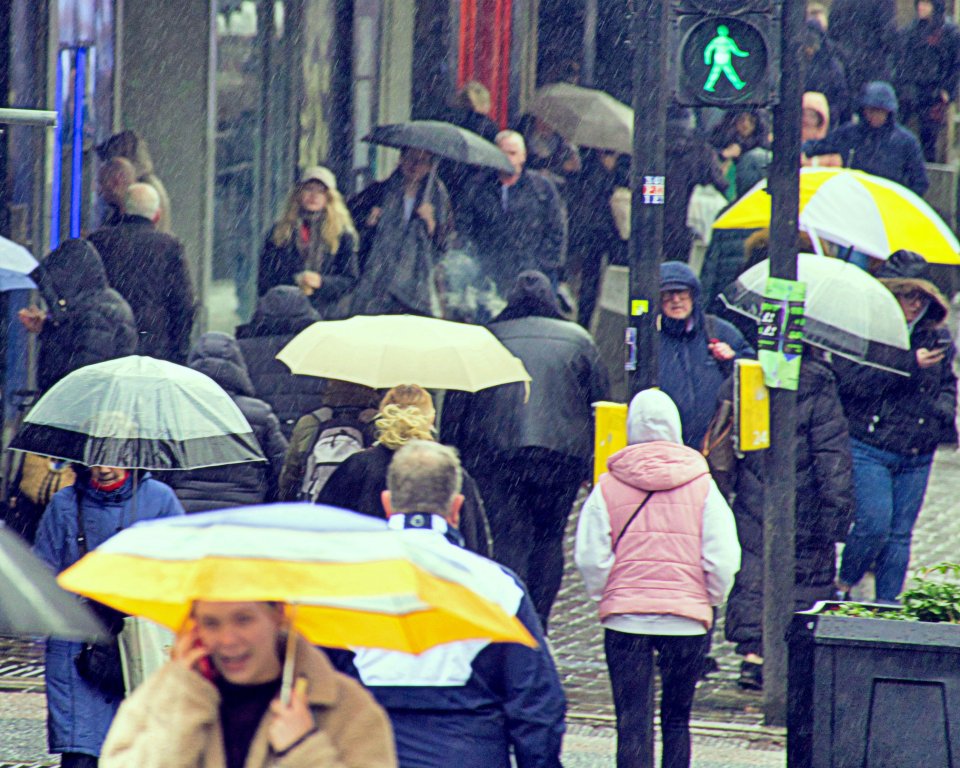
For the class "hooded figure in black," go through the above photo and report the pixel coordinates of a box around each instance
[28,239,137,392]
[894,0,960,161]
[802,81,929,195]
[167,332,288,512]
[724,349,854,690]
[235,286,326,438]
[441,270,610,630]
[828,0,898,99]
[804,20,852,127]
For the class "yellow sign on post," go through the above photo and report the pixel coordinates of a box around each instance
[735,359,770,452]
[593,401,628,483]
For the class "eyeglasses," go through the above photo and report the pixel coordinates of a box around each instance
[661,289,692,301]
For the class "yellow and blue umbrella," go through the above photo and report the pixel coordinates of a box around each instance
[57,504,535,653]
[713,167,960,265]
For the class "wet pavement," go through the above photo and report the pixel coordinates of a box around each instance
[3,447,960,765]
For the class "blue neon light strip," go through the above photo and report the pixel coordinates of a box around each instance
[70,47,87,238]
[50,50,67,250]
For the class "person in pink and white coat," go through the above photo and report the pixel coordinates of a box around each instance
[575,389,740,768]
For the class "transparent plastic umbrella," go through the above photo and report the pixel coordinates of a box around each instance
[720,253,912,374]
[10,356,265,469]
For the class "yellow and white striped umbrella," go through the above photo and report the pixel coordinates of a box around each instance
[57,505,535,653]
[714,167,960,265]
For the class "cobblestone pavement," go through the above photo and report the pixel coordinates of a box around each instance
[549,447,960,736]
[3,448,959,765]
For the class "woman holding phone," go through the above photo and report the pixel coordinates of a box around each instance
[836,250,957,603]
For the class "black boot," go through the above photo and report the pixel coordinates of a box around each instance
[737,660,763,691]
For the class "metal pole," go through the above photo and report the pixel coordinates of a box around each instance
[582,0,598,87]
[0,109,58,127]
[763,0,804,727]
[627,0,668,395]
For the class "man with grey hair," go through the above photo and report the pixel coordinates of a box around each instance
[330,440,566,768]
[88,183,195,363]
[459,129,567,293]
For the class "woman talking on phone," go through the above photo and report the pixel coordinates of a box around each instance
[836,251,958,603]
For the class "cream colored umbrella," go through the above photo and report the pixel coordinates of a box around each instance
[276,315,531,391]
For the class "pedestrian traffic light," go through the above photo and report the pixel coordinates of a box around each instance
[670,0,781,107]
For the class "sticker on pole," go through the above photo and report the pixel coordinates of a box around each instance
[757,277,805,390]
[624,327,638,372]
[642,176,665,205]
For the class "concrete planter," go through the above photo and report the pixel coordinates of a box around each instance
[787,601,960,767]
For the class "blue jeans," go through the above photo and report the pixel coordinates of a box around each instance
[838,438,934,601]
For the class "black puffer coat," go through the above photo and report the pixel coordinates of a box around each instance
[167,332,288,512]
[724,358,854,656]
[317,444,493,558]
[257,225,359,319]
[837,254,958,455]
[235,287,327,438]
[34,239,138,392]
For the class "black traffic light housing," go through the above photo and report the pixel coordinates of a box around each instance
[670,0,781,107]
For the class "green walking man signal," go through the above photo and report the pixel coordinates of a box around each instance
[703,25,749,92]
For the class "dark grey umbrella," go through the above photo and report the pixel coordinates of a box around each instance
[0,523,109,640]
[363,121,513,175]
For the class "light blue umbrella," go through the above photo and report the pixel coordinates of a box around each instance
[0,237,38,291]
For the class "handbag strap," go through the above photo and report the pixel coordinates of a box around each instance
[613,491,655,552]
[75,483,89,558]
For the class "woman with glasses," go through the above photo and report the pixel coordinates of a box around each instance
[836,250,957,603]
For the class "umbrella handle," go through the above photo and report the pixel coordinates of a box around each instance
[280,625,297,705]
[423,158,439,205]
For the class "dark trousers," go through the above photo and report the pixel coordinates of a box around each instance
[61,754,98,768]
[473,451,585,630]
[604,629,707,768]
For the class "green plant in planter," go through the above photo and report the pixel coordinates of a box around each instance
[830,562,960,623]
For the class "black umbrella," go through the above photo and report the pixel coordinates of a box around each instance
[363,120,513,175]
[0,522,109,640]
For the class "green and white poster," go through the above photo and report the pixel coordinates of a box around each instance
[756,277,806,391]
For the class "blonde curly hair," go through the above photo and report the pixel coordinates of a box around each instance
[375,385,436,450]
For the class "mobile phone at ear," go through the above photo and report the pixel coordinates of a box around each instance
[193,639,217,681]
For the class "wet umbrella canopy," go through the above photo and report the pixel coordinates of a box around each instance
[364,120,514,175]
[721,253,912,374]
[0,522,109,640]
[58,504,536,653]
[10,356,264,469]
[528,82,633,155]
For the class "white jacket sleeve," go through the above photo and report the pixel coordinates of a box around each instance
[701,480,741,606]
[574,485,615,602]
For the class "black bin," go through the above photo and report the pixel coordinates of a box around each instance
[788,602,960,767]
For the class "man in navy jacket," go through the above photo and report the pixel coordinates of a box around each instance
[658,261,754,450]
[329,441,565,768]
[802,80,928,195]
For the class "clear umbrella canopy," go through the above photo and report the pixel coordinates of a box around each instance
[10,356,264,469]
[720,253,912,374]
